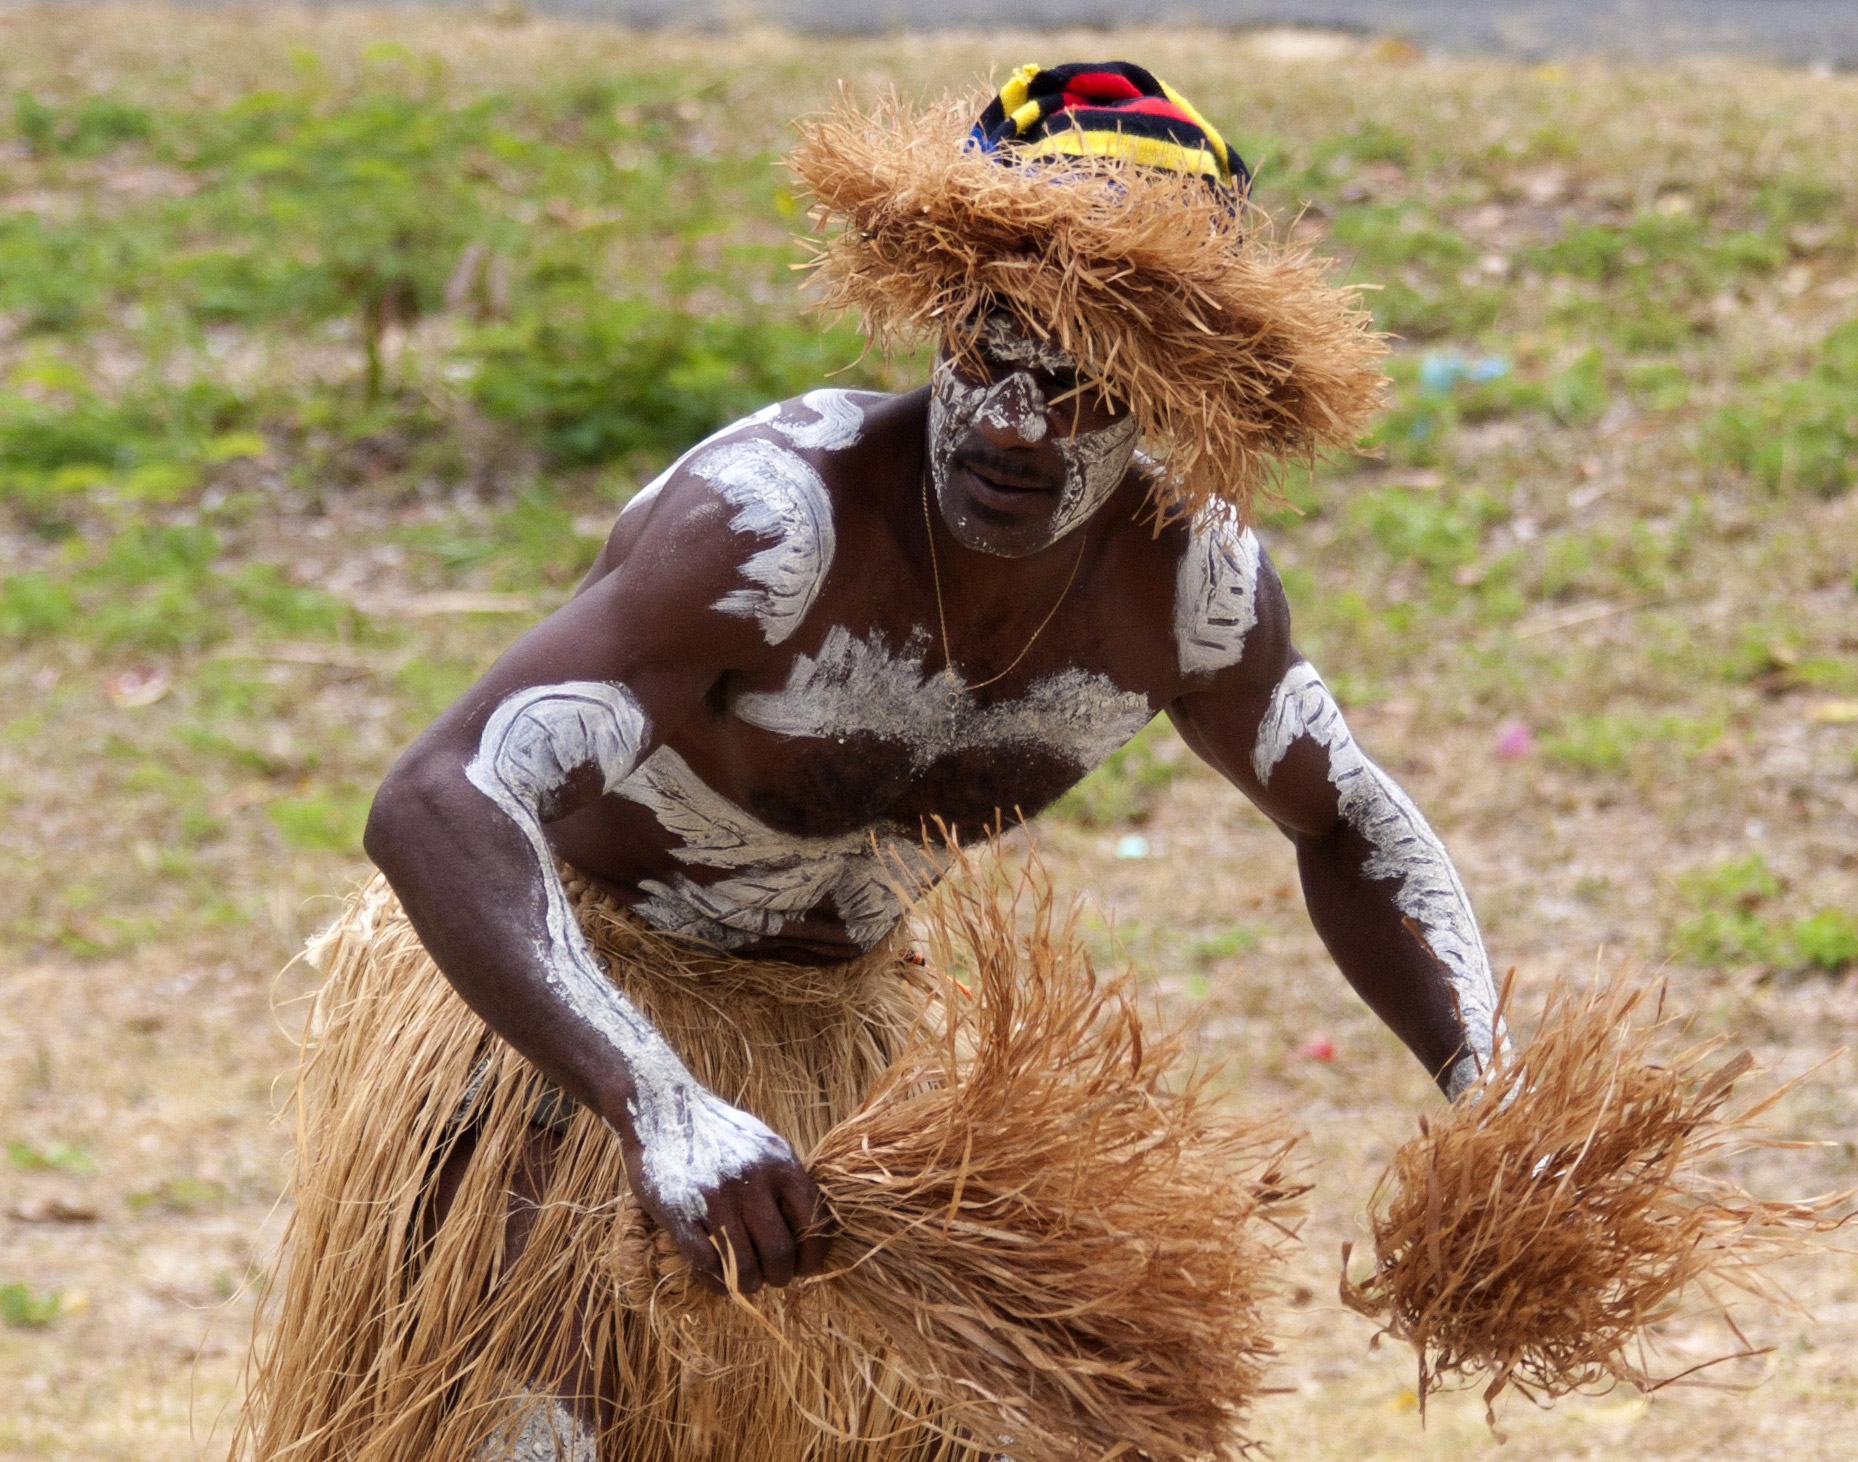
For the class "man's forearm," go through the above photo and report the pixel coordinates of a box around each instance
[1253,664,1500,1097]
[366,680,787,1226]
[1295,822,1494,1096]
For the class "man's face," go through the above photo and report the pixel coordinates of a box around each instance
[927,315,1139,559]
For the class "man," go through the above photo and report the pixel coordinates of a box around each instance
[241,63,1499,1462]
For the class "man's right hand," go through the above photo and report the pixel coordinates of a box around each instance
[618,1101,832,1296]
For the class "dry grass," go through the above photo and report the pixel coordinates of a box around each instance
[1342,969,1847,1427]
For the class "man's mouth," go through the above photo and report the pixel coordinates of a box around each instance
[956,449,1059,501]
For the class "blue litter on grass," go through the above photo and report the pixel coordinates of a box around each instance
[1114,835,1150,860]
[1418,353,1511,395]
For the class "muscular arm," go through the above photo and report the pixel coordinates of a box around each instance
[364,447,833,1292]
[1166,509,1501,1097]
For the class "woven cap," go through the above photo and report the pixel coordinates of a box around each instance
[969,61,1247,195]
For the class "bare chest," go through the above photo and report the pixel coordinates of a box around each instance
[721,624,1156,833]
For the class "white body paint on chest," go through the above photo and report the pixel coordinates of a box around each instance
[615,745,944,952]
[691,437,836,646]
[465,681,788,1224]
[475,1393,598,1462]
[732,625,1155,775]
[1252,664,1499,1098]
[1174,504,1263,677]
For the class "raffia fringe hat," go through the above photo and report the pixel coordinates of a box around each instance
[788,60,1390,520]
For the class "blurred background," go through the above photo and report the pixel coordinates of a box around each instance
[0,6,1854,1459]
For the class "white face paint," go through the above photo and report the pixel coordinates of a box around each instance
[1050,412,1140,541]
[978,313,1081,374]
[928,332,1140,556]
[691,438,836,646]
[465,681,789,1223]
[1175,503,1263,678]
[731,624,1154,776]
[617,745,945,952]
[1251,664,1502,1098]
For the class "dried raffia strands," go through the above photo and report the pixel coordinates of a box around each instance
[631,845,1307,1462]
[789,847,1307,1462]
[786,92,1389,522]
[1340,967,1847,1430]
[238,847,1302,1462]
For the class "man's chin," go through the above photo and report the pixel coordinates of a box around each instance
[941,472,1063,557]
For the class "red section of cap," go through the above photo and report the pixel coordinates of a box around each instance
[1059,71,1144,110]
[1116,97,1196,121]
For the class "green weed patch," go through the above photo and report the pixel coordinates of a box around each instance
[1670,855,1858,973]
[1707,320,1858,497]
[1052,719,1188,827]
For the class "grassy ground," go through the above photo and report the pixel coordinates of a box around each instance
[1,8,1856,1458]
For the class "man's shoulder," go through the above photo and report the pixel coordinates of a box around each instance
[1126,481,1289,691]
[596,388,918,649]
[621,388,913,523]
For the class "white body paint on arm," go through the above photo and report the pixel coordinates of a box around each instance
[464,681,789,1223]
[1252,663,1500,1098]
[1174,504,1263,677]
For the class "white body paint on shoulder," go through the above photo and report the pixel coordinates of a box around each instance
[768,388,879,452]
[1174,503,1263,677]
[690,438,836,646]
[617,404,782,523]
[616,745,944,951]
[731,625,1155,775]
[465,681,788,1223]
[1251,663,1500,1097]
[619,389,874,529]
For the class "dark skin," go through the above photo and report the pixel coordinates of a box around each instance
[365,339,1481,1303]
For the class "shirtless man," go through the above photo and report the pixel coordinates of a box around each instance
[364,311,1499,1299]
[249,62,1498,1462]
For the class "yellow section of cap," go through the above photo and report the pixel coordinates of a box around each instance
[1157,79,1233,181]
[996,63,1041,123]
[1017,127,1225,182]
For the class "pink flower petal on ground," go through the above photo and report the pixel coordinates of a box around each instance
[1494,721,1535,760]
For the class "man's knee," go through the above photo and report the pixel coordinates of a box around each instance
[475,1392,598,1462]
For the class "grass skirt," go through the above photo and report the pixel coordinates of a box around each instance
[237,869,957,1462]
[239,858,1300,1462]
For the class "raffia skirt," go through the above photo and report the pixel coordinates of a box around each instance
[237,870,965,1462]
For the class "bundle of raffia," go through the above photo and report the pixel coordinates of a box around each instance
[624,849,1306,1462]
[803,851,1302,1460]
[1340,967,1846,1428]
[786,92,1387,522]
[239,848,1300,1462]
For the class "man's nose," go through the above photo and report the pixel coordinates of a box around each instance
[974,373,1049,447]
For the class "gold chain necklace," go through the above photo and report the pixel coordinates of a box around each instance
[920,472,1086,701]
